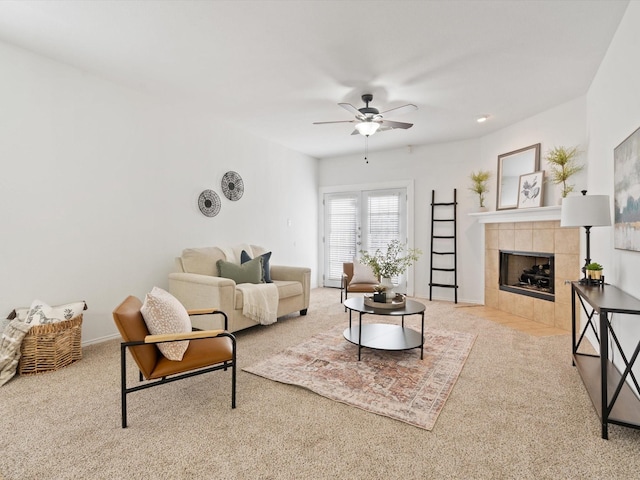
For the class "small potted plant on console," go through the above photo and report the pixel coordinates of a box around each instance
[585,262,604,284]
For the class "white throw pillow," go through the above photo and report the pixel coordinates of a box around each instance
[140,287,192,361]
[350,261,379,285]
[23,300,85,325]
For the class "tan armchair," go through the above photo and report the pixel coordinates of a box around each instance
[112,296,236,428]
[340,262,379,302]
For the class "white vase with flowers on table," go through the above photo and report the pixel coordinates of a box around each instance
[359,240,422,306]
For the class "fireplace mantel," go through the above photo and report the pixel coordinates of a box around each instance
[468,206,561,224]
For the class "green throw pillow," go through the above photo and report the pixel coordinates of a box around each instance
[217,257,264,284]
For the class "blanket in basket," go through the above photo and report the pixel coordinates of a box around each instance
[0,320,30,386]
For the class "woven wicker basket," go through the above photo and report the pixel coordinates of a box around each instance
[18,314,83,375]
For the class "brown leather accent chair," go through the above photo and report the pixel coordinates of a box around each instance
[112,295,236,428]
[340,262,379,302]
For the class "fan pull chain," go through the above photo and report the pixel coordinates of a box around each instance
[364,136,369,164]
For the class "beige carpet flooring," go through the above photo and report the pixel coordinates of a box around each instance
[2,288,640,479]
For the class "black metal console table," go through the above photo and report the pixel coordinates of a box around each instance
[571,281,640,439]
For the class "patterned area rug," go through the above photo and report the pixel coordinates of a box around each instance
[244,322,476,430]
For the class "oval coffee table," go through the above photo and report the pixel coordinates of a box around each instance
[343,297,426,361]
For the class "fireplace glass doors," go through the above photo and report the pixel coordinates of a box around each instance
[499,250,554,302]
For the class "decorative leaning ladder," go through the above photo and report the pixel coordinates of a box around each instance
[429,189,459,303]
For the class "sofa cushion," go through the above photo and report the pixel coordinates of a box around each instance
[234,280,301,310]
[275,280,303,299]
[251,245,267,257]
[217,257,264,284]
[181,247,226,276]
[140,287,191,361]
[228,244,254,263]
[241,250,272,283]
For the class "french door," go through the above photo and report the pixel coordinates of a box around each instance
[323,188,407,289]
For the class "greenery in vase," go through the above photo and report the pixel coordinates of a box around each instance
[468,170,491,208]
[586,262,603,271]
[359,240,422,278]
[545,146,584,198]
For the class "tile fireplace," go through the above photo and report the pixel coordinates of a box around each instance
[477,209,580,331]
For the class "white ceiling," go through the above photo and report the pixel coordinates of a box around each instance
[0,0,629,159]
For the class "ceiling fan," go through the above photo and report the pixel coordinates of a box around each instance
[313,94,417,137]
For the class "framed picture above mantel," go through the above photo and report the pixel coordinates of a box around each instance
[517,171,544,209]
[496,143,541,210]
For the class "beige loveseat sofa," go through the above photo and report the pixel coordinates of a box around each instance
[168,244,310,333]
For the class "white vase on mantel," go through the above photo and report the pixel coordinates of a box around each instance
[381,277,396,297]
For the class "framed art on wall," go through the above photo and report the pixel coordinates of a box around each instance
[614,126,640,251]
[198,189,221,217]
[221,171,244,201]
[517,171,544,209]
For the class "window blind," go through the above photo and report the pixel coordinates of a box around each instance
[366,192,401,252]
[326,195,357,281]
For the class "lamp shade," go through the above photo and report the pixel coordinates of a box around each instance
[355,121,380,136]
[560,194,612,227]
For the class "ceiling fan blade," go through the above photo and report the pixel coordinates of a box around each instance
[350,129,360,136]
[380,104,418,116]
[339,103,363,117]
[313,120,356,125]
[379,120,413,129]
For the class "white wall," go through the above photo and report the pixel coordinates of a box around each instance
[587,1,640,365]
[0,42,318,344]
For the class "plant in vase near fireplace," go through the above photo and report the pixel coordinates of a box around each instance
[468,170,491,210]
[359,240,422,294]
[545,145,584,199]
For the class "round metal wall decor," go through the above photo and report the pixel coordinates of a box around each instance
[221,171,244,201]
[197,189,221,217]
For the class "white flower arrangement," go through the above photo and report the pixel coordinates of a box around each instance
[359,240,422,278]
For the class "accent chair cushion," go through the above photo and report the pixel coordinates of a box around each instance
[217,257,264,284]
[350,261,379,285]
[241,250,272,283]
[140,287,191,361]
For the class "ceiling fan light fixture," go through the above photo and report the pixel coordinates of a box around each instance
[355,121,380,136]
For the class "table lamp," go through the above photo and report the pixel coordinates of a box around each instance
[560,190,611,284]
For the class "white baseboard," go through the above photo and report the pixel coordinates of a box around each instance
[82,333,120,347]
